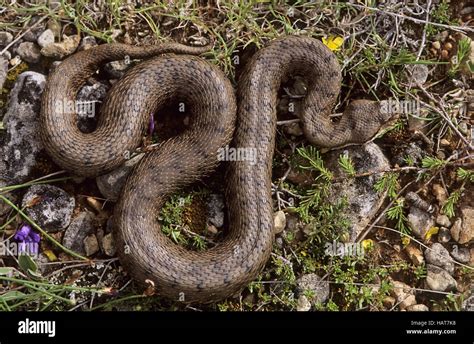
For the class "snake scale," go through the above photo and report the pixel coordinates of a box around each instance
[40,36,395,302]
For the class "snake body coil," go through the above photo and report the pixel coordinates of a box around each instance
[40,36,393,302]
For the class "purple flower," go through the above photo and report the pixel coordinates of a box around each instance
[14,224,40,255]
[148,113,155,136]
[14,224,31,241]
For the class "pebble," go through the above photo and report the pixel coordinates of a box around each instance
[96,154,144,201]
[450,245,471,264]
[16,42,41,64]
[296,295,312,311]
[436,214,451,228]
[104,60,130,79]
[273,210,286,234]
[437,227,452,243]
[101,233,116,256]
[406,304,429,311]
[296,273,330,305]
[37,29,55,48]
[390,280,417,310]
[62,211,96,255]
[83,234,99,256]
[407,207,435,241]
[425,243,454,275]
[78,36,98,51]
[405,245,424,266]
[432,184,447,204]
[22,184,75,232]
[0,72,46,183]
[426,264,457,292]
[0,31,13,46]
[324,143,391,240]
[450,207,474,244]
[40,34,80,59]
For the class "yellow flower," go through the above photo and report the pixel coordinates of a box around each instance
[322,36,344,51]
[401,235,411,246]
[361,239,374,251]
[43,249,57,262]
[424,226,439,241]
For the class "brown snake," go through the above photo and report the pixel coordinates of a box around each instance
[40,36,396,302]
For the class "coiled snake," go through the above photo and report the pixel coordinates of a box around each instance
[40,36,395,302]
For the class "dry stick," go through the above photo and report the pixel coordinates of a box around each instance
[349,3,474,33]
[89,259,117,310]
[413,88,474,150]
[416,0,431,60]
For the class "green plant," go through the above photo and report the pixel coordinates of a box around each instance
[442,188,462,218]
[374,173,399,200]
[386,198,410,235]
[338,153,356,177]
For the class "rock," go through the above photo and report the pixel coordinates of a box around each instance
[40,34,80,59]
[408,207,435,241]
[324,143,390,240]
[76,81,110,133]
[37,29,55,49]
[1,50,11,60]
[0,72,46,183]
[450,245,471,264]
[296,295,312,311]
[283,122,304,136]
[0,55,7,90]
[432,184,447,204]
[450,207,474,244]
[62,211,96,255]
[207,193,225,228]
[104,60,130,79]
[425,243,454,275]
[390,280,417,310]
[462,294,474,311]
[395,142,425,166]
[0,32,13,46]
[22,185,75,232]
[83,234,99,256]
[16,42,41,64]
[405,64,429,86]
[296,273,330,305]
[406,304,429,311]
[438,227,451,243]
[273,210,286,234]
[78,36,97,51]
[23,17,46,42]
[101,233,116,256]
[436,214,451,228]
[405,245,424,266]
[382,296,396,309]
[96,154,144,201]
[426,264,457,292]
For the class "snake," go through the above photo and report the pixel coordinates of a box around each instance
[40,36,396,303]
